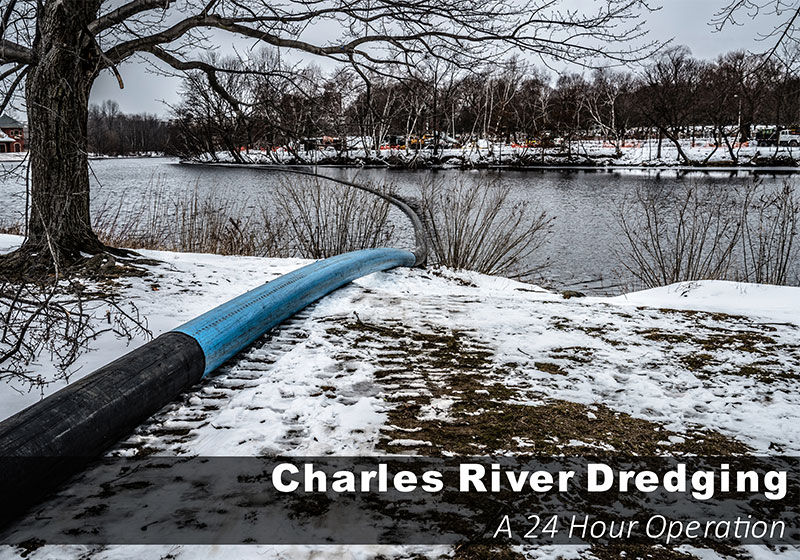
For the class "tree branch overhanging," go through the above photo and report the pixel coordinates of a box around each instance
[146,46,249,118]
[89,0,173,34]
[0,64,26,114]
[0,38,33,64]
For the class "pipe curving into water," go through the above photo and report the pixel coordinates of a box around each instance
[241,165,428,266]
[175,248,416,377]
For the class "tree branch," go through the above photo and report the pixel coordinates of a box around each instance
[1,0,19,40]
[0,62,23,81]
[0,38,33,64]
[0,64,27,114]
[102,2,659,68]
[89,0,173,34]
[145,46,248,117]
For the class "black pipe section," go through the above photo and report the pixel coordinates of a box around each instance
[0,332,205,525]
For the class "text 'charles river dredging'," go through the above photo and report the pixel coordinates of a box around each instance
[270,462,788,500]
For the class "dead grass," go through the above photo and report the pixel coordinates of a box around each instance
[451,544,525,560]
[328,318,749,457]
[590,543,710,560]
[93,181,290,257]
[533,361,567,375]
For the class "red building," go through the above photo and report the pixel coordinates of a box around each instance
[0,114,24,152]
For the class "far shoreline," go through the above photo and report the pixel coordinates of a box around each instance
[179,159,800,174]
[3,154,800,173]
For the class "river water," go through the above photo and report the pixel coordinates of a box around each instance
[1,157,797,294]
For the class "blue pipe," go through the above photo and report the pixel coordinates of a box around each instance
[174,248,416,376]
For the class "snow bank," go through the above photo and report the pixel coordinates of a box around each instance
[605,280,800,324]
[199,139,800,169]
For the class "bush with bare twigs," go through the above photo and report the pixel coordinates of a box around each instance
[615,184,742,288]
[419,179,553,280]
[739,180,800,286]
[0,221,23,236]
[273,176,395,259]
[616,180,800,288]
[93,181,290,257]
[91,177,396,260]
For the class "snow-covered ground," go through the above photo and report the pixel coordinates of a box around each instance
[201,139,800,168]
[0,152,26,163]
[1,234,798,559]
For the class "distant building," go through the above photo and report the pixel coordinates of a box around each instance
[0,114,24,152]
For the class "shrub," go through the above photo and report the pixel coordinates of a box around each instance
[419,178,553,280]
[273,176,394,259]
[616,179,800,288]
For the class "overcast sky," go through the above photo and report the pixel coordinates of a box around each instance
[89,0,782,117]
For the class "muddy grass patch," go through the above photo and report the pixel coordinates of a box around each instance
[681,353,798,383]
[589,543,727,560]
[384,395,748,456]
[322,318,750,457]
[637,328,779,353]
[534,361,567,375]
[678,346,798,383]
[451,544,525,560]
[624,311,800,384]
[549,345,596,364]
[680,352,717,372]
[735,361,799,382]
[573,306,791,359]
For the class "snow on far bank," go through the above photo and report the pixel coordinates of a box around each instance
[200,139,800,168]
[0,153,26,163]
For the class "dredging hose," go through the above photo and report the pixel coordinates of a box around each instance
[0,168,427,525]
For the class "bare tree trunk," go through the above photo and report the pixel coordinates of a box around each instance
[12,0,104,271]
[662,127,692,165]
[721,127,739,164]
[656,128,663,159]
